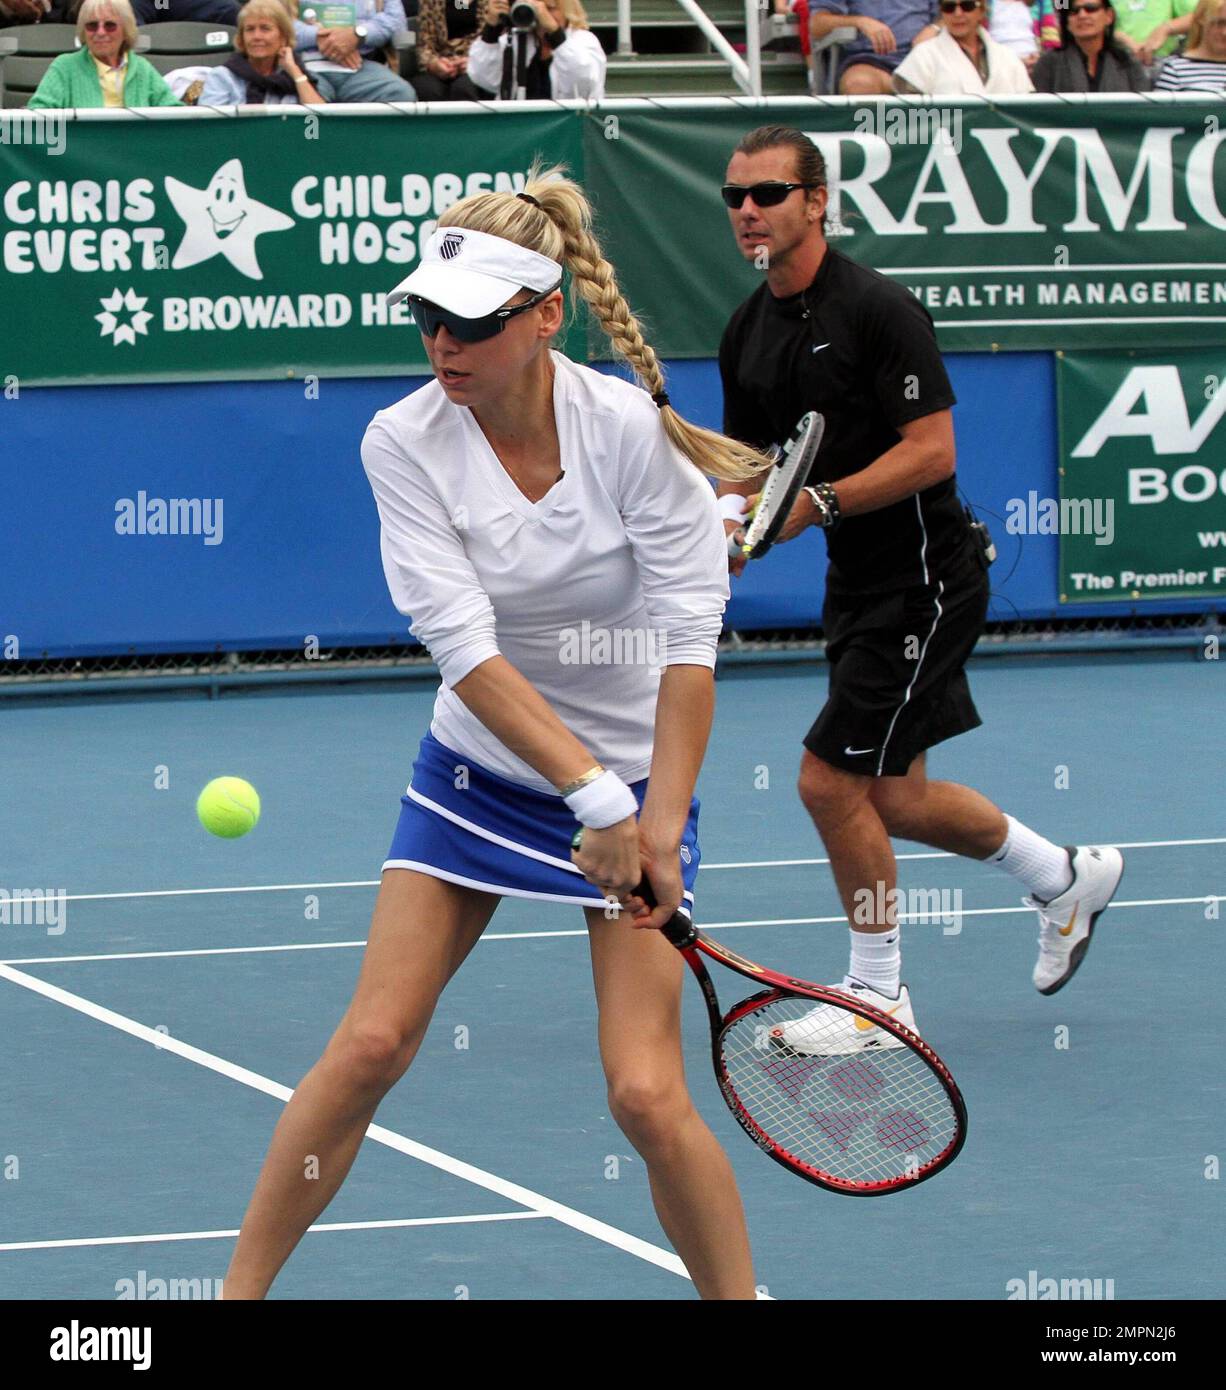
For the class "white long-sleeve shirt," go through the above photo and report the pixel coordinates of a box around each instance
[361,350,729,792]
[466,25,607,100]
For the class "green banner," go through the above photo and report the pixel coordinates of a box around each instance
[3,99,1226,385]
[0,109,581,385]
[1057,350,1226,603]
[585,99,1226,358]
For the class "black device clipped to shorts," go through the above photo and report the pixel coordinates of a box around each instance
[965,506,996,567]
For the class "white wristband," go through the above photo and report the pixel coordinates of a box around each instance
[719,492,749,524]
[565,769,638,829]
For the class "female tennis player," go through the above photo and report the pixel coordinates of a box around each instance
[221,166,773,1301]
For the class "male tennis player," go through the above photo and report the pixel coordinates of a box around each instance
[717,125,1124,1053]
[222,165,772,1300]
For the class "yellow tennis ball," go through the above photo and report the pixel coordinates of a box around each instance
[196,777,261,839]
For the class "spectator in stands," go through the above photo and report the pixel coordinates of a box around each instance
[789,0,813,63]
[0,1,76,28]
[199,0,325,102]
[467,0,605,98]
[809,0,938,94]
[1031,0,1063,52]
[892,0,1034,90]
[27,0,183,104]
[987,0,1038,59]
[1112,0,1196,60]
[294,0,418,100]
[914,0,1040,67]
[129,0,240,24]
[1032,1,1149,89]
[1154,0,1226,85]
[413,0,496,98]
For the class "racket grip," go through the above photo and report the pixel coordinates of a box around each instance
[633,878,697,948]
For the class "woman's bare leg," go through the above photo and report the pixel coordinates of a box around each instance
[221,871,498,1298]
[586,908,756,1300]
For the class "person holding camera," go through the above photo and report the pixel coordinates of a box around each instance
[467,0,606,99]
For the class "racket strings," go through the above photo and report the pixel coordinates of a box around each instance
[720,996,960,1188]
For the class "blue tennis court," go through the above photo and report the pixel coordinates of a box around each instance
[2,650,1220,1301]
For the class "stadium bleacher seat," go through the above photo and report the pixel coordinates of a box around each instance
[588,0,808,96]
[136,22,236,57]
[809,24,858,94]
[0,23,81,109]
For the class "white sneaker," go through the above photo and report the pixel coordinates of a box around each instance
[769,981,917,1057]
[1030,845,1125,995]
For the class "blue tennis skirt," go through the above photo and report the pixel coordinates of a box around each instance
[383,731,700,916]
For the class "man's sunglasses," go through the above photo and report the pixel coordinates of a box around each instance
[1068,2,1105,12]
[407,283,561,343]
[721,181,819,210]
[85,19,121,30]
[939,1,981,11]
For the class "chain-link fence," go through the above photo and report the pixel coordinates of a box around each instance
[2,611,1220,697]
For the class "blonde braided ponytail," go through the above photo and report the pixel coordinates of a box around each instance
[437,162,773,484]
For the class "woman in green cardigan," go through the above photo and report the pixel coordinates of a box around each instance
[28,0,183,107]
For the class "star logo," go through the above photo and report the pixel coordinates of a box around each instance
[96,287,153,347]
[164,158,293,281]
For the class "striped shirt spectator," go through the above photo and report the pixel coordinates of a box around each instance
[1154,0,1226,85]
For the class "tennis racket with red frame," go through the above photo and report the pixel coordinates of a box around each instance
[642,885,967,1195]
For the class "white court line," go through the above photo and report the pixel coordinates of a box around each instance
[0,1211,547,1254]
[46,836,1226,905]
[0,962,693,1288]
[3,895,1221,967]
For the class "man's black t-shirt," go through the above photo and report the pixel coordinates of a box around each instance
[719,246,972,594]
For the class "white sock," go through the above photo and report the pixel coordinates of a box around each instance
[989,815,1073,902]
[846,927,901,999]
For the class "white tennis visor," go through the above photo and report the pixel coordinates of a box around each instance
[385,227,564,316]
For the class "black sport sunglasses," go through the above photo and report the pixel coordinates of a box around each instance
[721,181,819,210]
[408,282,562,343]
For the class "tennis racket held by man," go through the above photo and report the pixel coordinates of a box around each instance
[727,410,826,561]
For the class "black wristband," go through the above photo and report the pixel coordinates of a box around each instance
[481,22,503,40]
[805,482,840,529]
[545,25,566,43]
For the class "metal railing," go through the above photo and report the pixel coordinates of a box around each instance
[614,0,766,97]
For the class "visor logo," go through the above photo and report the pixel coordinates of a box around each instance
[439,232,465,261]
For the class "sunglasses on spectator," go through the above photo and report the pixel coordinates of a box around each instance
[407,284,560,343]
[85,19,121,30]
[1068,3,1106,13]
[939,1,981,11]
[720,182,819,210]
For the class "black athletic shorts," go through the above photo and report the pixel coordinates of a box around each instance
[805,556,990,778]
